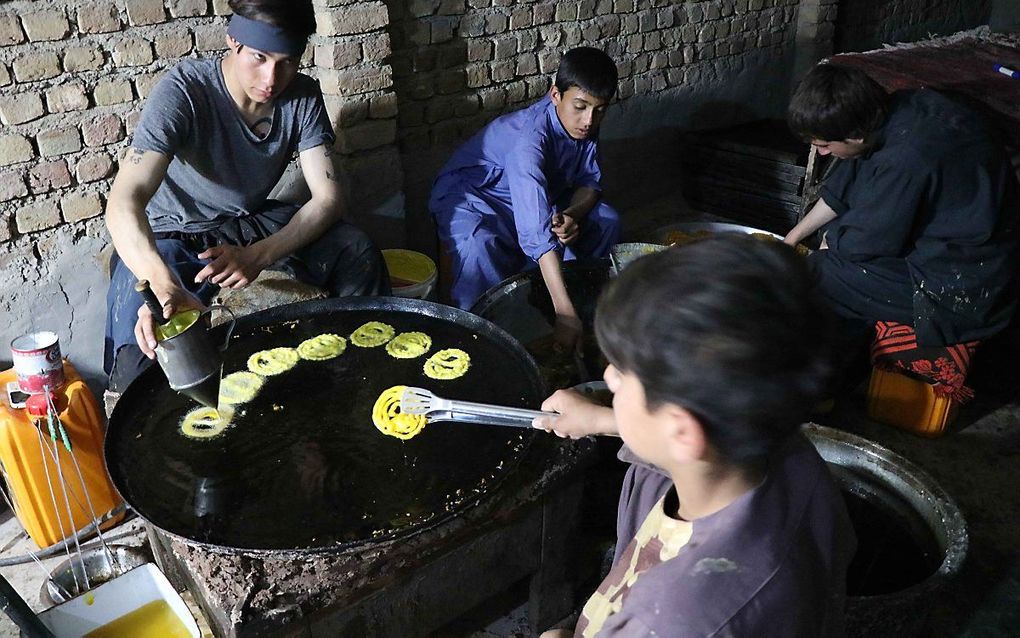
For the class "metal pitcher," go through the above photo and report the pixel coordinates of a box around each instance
[154,306,236,408]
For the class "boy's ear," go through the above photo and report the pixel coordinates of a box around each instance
[550,85,562,104]
[662,405,708,464]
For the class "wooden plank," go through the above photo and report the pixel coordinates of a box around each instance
[681,157,805,189]
[679,145,807,181]
[681,173,805,204]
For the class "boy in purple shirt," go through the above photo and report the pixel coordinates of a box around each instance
[429,48,621,347]
[535,236,856,637]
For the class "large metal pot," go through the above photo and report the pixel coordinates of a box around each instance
[106,297,545,554]
[804,424,968,637]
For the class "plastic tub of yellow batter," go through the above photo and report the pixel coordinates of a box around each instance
[383,249,438,299]
[37,563,199,637]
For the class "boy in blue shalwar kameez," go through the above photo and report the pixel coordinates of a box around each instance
[429,48,621,347]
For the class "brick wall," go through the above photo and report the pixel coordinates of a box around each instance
[0,0,998,389]
[0,1,401,245]
[386,0,802,155]
[833,0,992,53]
[0,0,400,390]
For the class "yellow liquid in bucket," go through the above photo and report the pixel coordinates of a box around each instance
[382,249,437,296]
[157,309,201,341]
[83,599,192,638]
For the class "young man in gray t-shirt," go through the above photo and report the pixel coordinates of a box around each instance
[104,0,389,391]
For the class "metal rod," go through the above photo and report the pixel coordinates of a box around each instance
[48,434,90,594]
[42,389,90,594]
[65,452,118,576]
[33,419,79,596]
[443,399,551,422]
[48,388,118,575]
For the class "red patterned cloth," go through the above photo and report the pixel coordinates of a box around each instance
[870,321,979,403]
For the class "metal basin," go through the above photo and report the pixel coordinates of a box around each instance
[41,544,153,605]
[804,425,967,637]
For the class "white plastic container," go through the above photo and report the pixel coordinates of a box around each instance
[36,563,199,637]
[383,249,438,299]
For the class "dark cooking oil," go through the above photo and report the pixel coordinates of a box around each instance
[105,304,543,550]
[843,490,941,596]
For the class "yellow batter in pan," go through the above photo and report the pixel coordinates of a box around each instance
[385,331,432,359]
[297,333,347,361]
[180,406,234,439]
[219,371,265,405]
[372,385,427,440]
[247,347,299,375]
[423,348,471,380]
[351,321,396,348]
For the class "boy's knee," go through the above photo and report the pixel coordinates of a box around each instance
[597,201,620,223]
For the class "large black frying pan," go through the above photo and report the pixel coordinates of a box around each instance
[105,297,544,553]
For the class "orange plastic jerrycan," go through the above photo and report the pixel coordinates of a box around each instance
[0,361,124,548]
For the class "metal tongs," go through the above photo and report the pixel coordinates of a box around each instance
[400,387,555,429]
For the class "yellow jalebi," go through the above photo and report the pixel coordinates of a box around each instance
[372,385,427,440]
[180,406,234,439]
[423,348,471,380]
[219,371,264,405]
[385,331,432,359]
[297,333,347,361]
[350,321,395,348]
[247,347,299,375]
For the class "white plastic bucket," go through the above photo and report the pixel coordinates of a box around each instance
[383,249,438,300]
[37,563,200,637]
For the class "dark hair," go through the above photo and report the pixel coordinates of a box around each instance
[788,63,890,142]
[594,235,832,466]
[554,47,618,100]
[228,0,317,40]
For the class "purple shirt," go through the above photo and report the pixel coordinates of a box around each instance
[591,434,856,637]
[431,96,603,261]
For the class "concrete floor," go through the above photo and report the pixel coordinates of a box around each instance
[1,191,1017,636]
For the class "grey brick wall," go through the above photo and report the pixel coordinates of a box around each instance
[386,0,803,154]
[0,0,399,391]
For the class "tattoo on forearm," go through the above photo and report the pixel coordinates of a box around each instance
[325,170,339,183]
[323,145,335,158]
[128,147,144,165]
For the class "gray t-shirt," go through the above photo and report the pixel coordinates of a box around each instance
[131,57,334,233]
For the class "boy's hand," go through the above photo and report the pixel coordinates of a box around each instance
[135,284,204,358]
[195,244,268,289]
[534,388,615,438]
[552,212,581,246]
[553,312,583,352]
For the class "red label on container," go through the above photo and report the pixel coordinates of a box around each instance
[11,332,65,394]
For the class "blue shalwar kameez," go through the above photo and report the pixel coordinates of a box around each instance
[429,96,620,309]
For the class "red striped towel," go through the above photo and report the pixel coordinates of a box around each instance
[870,321,979,402]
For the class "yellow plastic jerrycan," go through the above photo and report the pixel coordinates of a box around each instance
[0,361,124,548]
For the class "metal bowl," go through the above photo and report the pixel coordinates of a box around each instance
[609,242,668,276]
[41,544,153,606]
[651,221,786,245]
[803,424,967,637]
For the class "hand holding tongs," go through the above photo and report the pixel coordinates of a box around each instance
[400,387,556,429]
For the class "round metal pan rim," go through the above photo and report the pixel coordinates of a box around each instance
[803,424,968,600]
[106,296,545,555]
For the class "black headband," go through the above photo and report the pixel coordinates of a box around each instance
[227,14,306,57]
